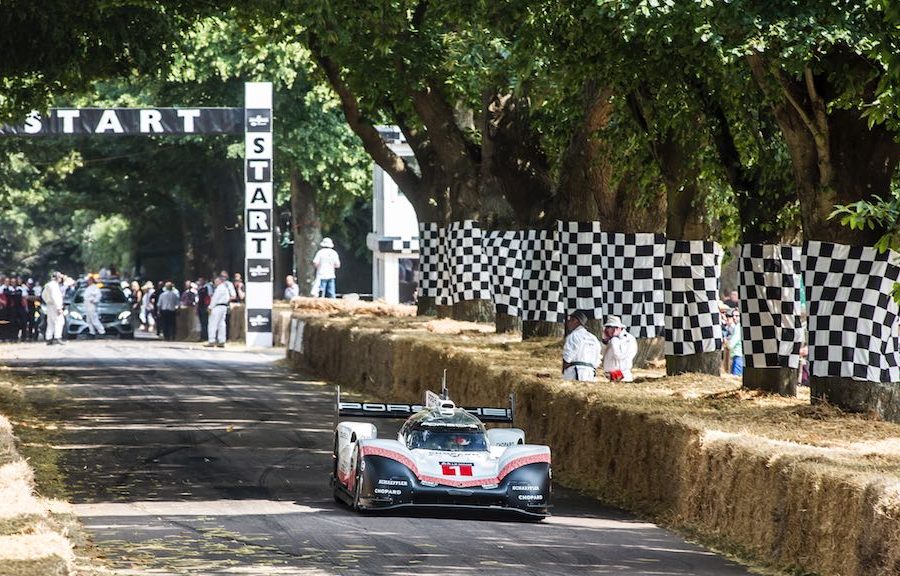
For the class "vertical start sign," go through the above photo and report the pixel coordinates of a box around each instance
[244,82,274,347]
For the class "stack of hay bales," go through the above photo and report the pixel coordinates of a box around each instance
[0,415,74,576]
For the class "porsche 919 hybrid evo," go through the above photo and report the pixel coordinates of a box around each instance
[331,387,552,518]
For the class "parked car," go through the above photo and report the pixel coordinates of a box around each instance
[64,285,134,339]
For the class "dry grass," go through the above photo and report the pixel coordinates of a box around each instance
[0,374,77,576]
[290,296,416,317]
[291,312,900,576]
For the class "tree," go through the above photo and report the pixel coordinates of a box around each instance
[0,1,209,120]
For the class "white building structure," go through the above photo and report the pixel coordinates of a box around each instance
[366,127,420,304]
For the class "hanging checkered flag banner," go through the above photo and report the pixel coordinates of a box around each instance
[664,240,723,356]
[602,232,667,338]
[738,244,803,369]
[482,230,524,317]
[447,220,492,304]
[521,228,565,323]
[558,221,604,319]
[417,222,443,300]
[803,241,900,382]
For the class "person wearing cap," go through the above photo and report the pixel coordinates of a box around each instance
[157,281,180,342]
[562,310,601,381]
[82,277,107,338]
[140,281,156,332]
[601,315,638,382]
[42,272,65,345]
[313,237,341,298]
[205,276,230,348]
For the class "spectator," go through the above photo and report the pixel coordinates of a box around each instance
[24,278,41,341]
[723,289,739,309]
[233,273,246,303]
[726,309,744,376]
[218,270,237,340]
[150,280,163,337]
[196,276,211,342]
[313,238,341,298]
[180,280,197,307]
[158,282,179,342]
[601,315,638,382]
[205,276,230,348]
[140,281,156,332]
[561,310,600,382]
[284,275,299,300]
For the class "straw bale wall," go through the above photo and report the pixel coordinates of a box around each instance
[288,314,900,576]
[0,415,73,575]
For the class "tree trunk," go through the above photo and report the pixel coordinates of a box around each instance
[522,321,563,339]
[660,140,719,376]
[747,55,900,413]
[494,313,521,334]
[290,168,322,293]
[634,337,665,369]
[666,352,722,376]
[743,366,798,397]
[417,295,437,316]
[179,207,195,281]
[451,299,495,324]
[811,377,900,423]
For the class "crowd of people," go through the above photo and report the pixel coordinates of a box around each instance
[0,275,43,342]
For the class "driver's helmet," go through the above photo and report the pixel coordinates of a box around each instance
[446,434,471,449]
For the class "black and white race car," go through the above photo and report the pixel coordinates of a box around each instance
[331,387,552,518]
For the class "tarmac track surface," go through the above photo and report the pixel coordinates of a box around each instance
[1,340,752,576]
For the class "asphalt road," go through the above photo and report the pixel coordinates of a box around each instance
[1,339,753,576]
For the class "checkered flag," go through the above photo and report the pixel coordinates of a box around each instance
[664,240,723,356]
[739,244,803,369]
[447,220,492,304]
[602,232,666,338]
[521,228,565,323]
[559,221,604,319]
[417,222,441,300]
[482,230,524,317]
[803,241,900,382]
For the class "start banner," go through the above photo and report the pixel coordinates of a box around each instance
[1,108,244,135]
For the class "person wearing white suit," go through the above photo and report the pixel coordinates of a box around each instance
[42,272,65,345]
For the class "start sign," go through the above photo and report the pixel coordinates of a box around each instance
[0,108,243,135]
[243,83,274,347]
[0,82,277,349]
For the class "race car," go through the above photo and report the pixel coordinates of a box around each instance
[331,386,552,518]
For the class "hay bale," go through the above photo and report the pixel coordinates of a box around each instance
[0,462,44,537]
[291,297,415,317]
[0,532,74,576]
[0,416,18,465]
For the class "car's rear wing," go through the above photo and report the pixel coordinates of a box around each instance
[334,385,516,425]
